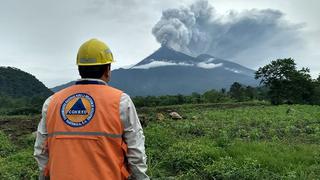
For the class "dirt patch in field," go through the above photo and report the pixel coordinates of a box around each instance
[0,115,39,141]
[0,102,269,137]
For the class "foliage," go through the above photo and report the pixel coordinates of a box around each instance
[0,149,38,180]
[0,96,46,115]
[255,58,314,105]
[0,131,38,180]
[228,82,266,102]
[0,67,52,115]
[0,131,15,157]
[0,67,52,98]
[311,75,320,105]
[202,89,230,103]
[132,87,265,107]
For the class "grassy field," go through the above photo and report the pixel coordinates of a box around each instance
[0,103,320,179]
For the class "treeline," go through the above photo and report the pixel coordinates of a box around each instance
[132,83,267,107]
[0,96,47,115]
[133,58,320,107]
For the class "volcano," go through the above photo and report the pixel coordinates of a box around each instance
[52,46,258,96]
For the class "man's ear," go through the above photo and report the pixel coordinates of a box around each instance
[105,68,110,78]
[105,64,111,82]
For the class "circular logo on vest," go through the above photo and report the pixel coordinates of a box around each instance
[60,93,95,127]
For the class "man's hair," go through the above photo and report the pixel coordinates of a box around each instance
[78,64,110,79]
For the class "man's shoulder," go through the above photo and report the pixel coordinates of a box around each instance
[120,92,132,102]
[40,95,54,112]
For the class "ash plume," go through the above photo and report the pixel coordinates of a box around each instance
[152,0,303,65]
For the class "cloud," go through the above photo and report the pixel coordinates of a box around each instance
[131,59,224,70]
[225,67,241,74]
[152,0,304,66]
[132,60,192,69]
[197,62,223,69]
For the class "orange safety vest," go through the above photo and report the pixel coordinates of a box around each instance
[44,81,130,180]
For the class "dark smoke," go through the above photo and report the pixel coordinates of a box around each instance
[152,0,304,66]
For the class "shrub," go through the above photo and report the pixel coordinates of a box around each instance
[0,131,15,157]
[0,149,38,180]
[162,139,225,175]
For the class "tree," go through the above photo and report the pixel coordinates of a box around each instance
[229,82,245,101]
[255,58,313,104]
[191,92,202,104]
[220,88,226,94]
[203,89,227,103]
[177,94,185,104]
[310,74,320,104]
[244,86,256,100]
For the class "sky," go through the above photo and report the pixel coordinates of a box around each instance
[0,0,319,88]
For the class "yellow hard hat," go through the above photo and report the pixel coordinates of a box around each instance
[77,39,114,66]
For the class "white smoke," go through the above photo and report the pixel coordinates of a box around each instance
[152,0,213,55]
[152,0,303,65]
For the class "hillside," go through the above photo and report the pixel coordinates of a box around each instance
[51,81,74,93]
[0,67,52,98]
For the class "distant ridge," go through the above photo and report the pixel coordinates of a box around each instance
[51,81,75,93]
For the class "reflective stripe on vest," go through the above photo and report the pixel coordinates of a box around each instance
[47,131,123,138]
[45,82,129,180]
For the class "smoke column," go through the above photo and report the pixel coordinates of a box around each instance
[152,0,303,65]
